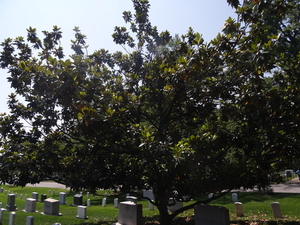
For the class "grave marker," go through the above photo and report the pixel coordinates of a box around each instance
[87,199,91,207]
[149,201,154,211]
[232,193,238,203]
[115,201,143,225]
[114,198,118,208]
[0,208,5,224]
[194,204,230,225]
[59,192,66,205]
[42,198,61,216]
[9,212,16,225]
[32,192,39,201]
[41,194,47,202]
[26,216,34,225]
[23,198,37,212]
[234,202,244,217]
[126,196,138,203]
[77,205,88,219]
[6,194,17,211]
[142,190,154,200]
[73,194,83,206]
[271,202,283,219]
[102,198,106,207]
[168,198,183,213]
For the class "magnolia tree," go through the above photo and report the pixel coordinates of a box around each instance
[1,0,300,224]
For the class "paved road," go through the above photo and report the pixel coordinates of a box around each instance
[232,178,300,193]
[26,182,68,190]
[270,177,300,193]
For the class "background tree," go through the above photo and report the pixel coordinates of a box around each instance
[1,0,300,224]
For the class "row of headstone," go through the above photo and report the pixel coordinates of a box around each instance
[231,192,284,219]
[0,209,35,225]
[2,193,61,216]
[0,210,66,225]
[1,189,135,208]
[1,190,154,225]
[233,201,283,219]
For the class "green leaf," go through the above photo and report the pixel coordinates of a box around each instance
[19,61,26,69]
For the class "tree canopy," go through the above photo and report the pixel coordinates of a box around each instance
[1,0,300,224]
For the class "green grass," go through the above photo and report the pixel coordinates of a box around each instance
[211,192,300,225]
[0,185,300,224]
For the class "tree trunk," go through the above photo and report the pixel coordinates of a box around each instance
[156,193,174,225]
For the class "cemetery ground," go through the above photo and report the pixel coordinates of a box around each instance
[1,184,300,224]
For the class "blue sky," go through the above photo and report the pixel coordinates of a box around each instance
[0,0,235,113]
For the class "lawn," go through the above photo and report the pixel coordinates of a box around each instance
[0,184,300,224]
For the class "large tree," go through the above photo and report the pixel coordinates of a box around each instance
[1,0,300,224]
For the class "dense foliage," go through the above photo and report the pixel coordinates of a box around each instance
[1,0,300,224]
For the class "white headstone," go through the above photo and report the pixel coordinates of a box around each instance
[114,198,118,208]
[87,192,89,198]
[194,204,230,225]
[87,199,91,207]
[168,198,183,213]
[77,205,88,219]
[234,202,244,217]
[0,208,5,224]
[102,198,106,207]
[20,194,23,199]
[142,190,154,200]
[271,202,283,218]
[59,192,66,205]
[9,212,16,225]
[126,196,137,203]
[43,198,61,216]
[116,201,143,225]
[24,198,37,212]
[26,216,34,225]
[232,193,238,203]
[149,201,154,211]
[0,188,3,193]
[208,193,214,199]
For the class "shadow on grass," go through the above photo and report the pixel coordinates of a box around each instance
[231,220,300,225]
[143,215,194,225]
[66,217,300,225]
[69,222,114,225]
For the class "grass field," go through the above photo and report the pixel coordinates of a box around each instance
[0,184,300,224]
